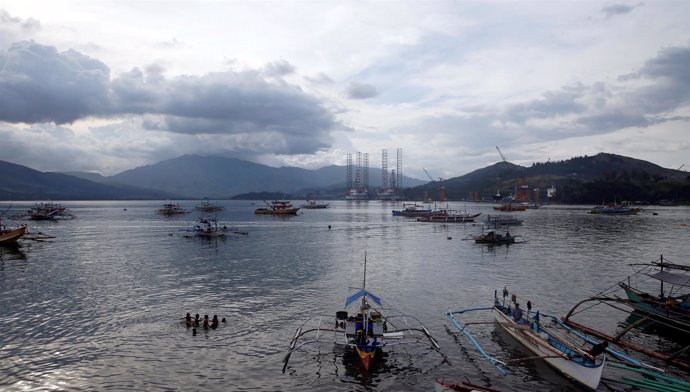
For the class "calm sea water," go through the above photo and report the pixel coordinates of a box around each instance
[1,201,689,391]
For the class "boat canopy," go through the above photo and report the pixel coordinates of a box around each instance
[646,271,690,286]
[346,289,382,307]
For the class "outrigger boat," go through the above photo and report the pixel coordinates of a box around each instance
[484,215,522,226]
[283,253,447,373]
[446,288,607,391]
[560,255,690,371]
[11,202,74,220]
[182,216,247,238]
[255,200,299,215]
[589,203,641,215]
[0,219,27,245]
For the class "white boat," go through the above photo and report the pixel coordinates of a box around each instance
[447,288,607,391]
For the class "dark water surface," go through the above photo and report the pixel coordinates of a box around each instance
[1,201,689,391]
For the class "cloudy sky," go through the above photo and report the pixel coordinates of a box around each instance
[1,1,689,179]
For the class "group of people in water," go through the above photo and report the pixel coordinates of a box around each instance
[184,313,225,335]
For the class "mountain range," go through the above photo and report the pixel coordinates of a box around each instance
[0,153,687,202]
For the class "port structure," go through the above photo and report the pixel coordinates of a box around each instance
[376,148,402,201]
[346,152,370,200]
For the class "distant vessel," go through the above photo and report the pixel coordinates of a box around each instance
[417,211,480,223]
[255,200,300,215]
[301,200,329,209]
[194,200,224,212]
[157,202,190,216]
[589,203,640,215]
[485,215,523,226]
[392,203,432,217]
[13,202,75,220]
[376,189,401,201]
[493,203,526,212]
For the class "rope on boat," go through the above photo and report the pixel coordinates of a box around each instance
[445,310,507,376]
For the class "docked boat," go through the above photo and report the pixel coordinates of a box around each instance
[589,203,641,215]
[283,254,446,372]
[194,200,224,212]
[392,202,432,217]
[301,200,329,209]
[255,200,299,215]
[485,215,523,226]
[157,202,190,216]
[0,220,27,245]
[447,288,607,391]
[618,255,690,329]
[493,203,526,212]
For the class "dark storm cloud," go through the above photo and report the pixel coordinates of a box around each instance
[601,3,639,18]
[345,81,380,99]
[0,41,339,154]
[0,41,111,123]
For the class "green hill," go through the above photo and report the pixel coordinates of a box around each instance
[405,153,690,204]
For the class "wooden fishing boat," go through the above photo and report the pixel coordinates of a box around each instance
[255,200,299,215]
[283,254,446,373]
[617,255,690,328]
[0,221,27,245]
[447,288,607,391]
[11,202,75,220]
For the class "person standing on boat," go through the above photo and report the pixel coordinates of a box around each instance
[512,304,522,321]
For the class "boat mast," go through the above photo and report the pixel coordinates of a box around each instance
[659,255,660,300]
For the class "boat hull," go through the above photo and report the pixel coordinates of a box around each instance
[619,283,690,328]
[492,307,604,390]
[0,226,27,245]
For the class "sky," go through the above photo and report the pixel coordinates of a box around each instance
[1,1,689,180]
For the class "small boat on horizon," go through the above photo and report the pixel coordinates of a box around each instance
[392,202,432,217]
[194,199,224,212]
[157,202,190,216]
[589,202,641,215]
[485,215,523,226]
[255,200,300,215]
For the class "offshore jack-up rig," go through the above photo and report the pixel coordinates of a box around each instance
[346,148,402,201]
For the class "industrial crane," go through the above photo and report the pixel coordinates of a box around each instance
[422,168,445,202]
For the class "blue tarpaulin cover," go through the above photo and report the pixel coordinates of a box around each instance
[346,289,382,307]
